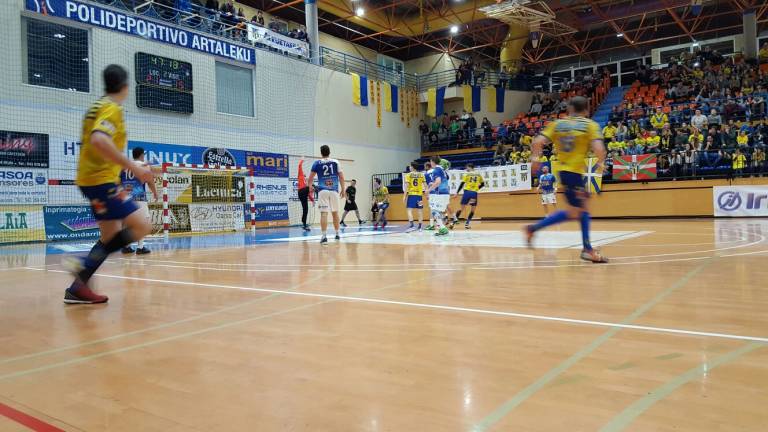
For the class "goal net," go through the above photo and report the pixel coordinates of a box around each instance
[159,163,255,237]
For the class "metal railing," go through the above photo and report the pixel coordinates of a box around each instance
[319,47,418,88]
[413,69,564,93]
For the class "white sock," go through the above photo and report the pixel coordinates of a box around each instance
[137,239,144,249]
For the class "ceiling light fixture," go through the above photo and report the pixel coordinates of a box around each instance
[616,33,624,38]
[450,25,459,34]
[355,7,364,16]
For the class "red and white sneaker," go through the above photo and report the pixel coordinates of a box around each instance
[580,249,609,263]
[64,280,108,304]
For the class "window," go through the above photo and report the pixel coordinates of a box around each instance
[215,62,254,117]
[24,18,89,92]
[701,40,734,55]
[660,47,689,64]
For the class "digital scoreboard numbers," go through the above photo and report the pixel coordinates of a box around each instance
[135,52,194,114]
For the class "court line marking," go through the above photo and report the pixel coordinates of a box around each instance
[598,342,762,432]
[1,272,444,382]
[113,231,761,268]
[469,261,711,432]
[0,401,65,432]
[26,267,768,345]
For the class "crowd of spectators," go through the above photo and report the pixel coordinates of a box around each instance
[419,110,487,148]
[601,48,768,177]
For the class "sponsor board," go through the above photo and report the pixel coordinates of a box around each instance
[245,152,289,177]
[27,0,255,64]
[158,172,193,203]
[0,205,46,244]
[713,186,768,217]
[189,203,245,232]
[44,205,99,241]
[0,169,48,204]
[253,177,290,203]
[191,174,246,203]
[48,137,81,171]
[0,130,49,168]
[447,163,532,194]
[201,147,237,166]
[149,203,191,232]
[248,202,290,227]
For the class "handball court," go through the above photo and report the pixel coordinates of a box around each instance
[1,219,767,432]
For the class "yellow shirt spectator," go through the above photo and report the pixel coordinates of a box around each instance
[737,133,749,147]
[688,133,703,146]
[520,135,533,146]
[607,140,625,152]
[602,124,617,139]
[733,153,746,169]
[650,113,668,129]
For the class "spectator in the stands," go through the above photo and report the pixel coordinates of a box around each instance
[202,0,219,31]
[465,113,478,143]
[691,109,708,130]
[419,120,429,147]
[493,144,507,165]
[650,107,668,130]
[449,118,461,139]
[733,148,747,175]
[721,125,738,147]
[499,66,509,90]
[753,147,766,172]
[449,110,459,122]
[626,139,644,155]
[707,108,722,128]
[737,130,750,148]
[219,0,236,36]
[252,10,265,26]
[429,117,440,144]
[615,121,628,142]
[481,117,493,145]
[496,122,508,143]
[441,113,450,133]
[645,130,661,153]
[529,99,542,116]
[602,122,616,143]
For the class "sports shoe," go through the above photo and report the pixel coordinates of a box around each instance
[580,249,609,263]
[136,247,151,255]
[405,226,417,233]
[448,221,456,230]
[340,221,347,227]
[335,234,341,241]
[320,236,328,245]
[303,225,311,232]
[358,220,366,225]
[382,221,388,229]
[373,223,379,231]
[435,227,450,236]
[121,246,135,254]
[64,280,108,304]
[425,225,435,231]
[523,225,535,249]
[464,223,471,229]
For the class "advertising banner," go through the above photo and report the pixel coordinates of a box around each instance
[252,202,289,227]
[446,163,531,194]
[27,0,255,64]
[246,24,309,58]
[245,152,290,177]
[0,168,48,204]
[713,186,768,217]
[191,174,246,203]
[0,205,45,244]
[252,177,291,203]
[44,205,99,241]
[0,130,49,168]
[189,203,245,232]
[149,203,191,233]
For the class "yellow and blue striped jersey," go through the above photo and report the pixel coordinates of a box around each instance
[77,97,127,186]
[461,172,484,192]
[541,116,602,174]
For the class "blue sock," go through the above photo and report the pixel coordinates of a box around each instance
[531,210,569,232]
[580,211,592,251]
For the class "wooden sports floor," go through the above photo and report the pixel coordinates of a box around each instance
[1,219,767,432]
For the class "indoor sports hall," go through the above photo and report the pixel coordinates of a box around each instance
[2,0,768,431]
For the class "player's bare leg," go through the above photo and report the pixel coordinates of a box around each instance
[320,211,329,244]
[331,211,341,241]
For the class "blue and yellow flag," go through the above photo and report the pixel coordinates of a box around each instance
[381,82,399,113]
[427,86,446,118]
[484,86,505,113]
[462,85,481,113]
[582,158,603,194]
[351,73,368,106]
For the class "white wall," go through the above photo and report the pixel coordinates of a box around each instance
[1,0,419,220]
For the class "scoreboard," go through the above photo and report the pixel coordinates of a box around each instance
[135,52,194,114]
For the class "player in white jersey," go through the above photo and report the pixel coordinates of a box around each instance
[308,145,346,244]
[425,156,451,236]
[120,147,157,254]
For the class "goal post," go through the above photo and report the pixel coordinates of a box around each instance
[160,163,256,237]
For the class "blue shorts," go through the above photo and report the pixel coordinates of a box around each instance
[80,183,139,221]
[406,194,423,209]
[377,202,390,211]
[461,191,478,206]
[558,171,588,208]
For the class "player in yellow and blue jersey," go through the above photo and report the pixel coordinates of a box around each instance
[63,65,154,304]
[525,96,609,263]
[452,163,484,229]
[403,162,425,232]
